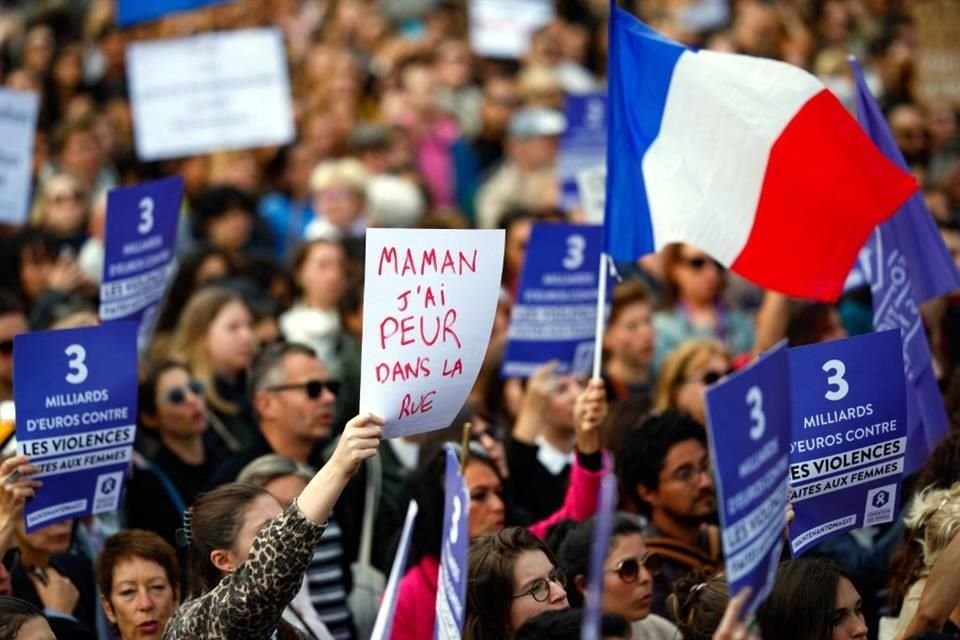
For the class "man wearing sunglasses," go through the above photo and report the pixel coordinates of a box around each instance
[618,411,720,618]
[212,342,356,640]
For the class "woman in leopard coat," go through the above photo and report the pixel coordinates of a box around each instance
[161,413,384,639]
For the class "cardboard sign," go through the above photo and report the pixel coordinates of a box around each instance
[371,500,419,640]
[434,446,470,640]
[100,176,183,352]
[557,93,607,212]
[788,330,907,555]
[705,342,790,615]
[503,223,608,377]
[0,88,39,225]
[360,229,504,438]
[468,0,554,59]
[117,0,230,26]
[914,0,960,107]
[15,323,138,532]
[580,475,617,640]
[127,28,294,160]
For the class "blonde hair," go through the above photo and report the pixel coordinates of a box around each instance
[904,483,960,570]
[30,172,87,228]
[169,287,249,415]
[309,158,368,196]
[653,338,730,413]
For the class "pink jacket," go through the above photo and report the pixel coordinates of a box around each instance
[388,453,609,639]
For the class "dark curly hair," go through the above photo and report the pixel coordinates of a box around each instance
[617,410,707,514]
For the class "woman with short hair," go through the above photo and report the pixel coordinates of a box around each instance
[95,530,179,640]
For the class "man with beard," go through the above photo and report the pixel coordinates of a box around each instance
[617,410,720,618]
[215,342,356,640]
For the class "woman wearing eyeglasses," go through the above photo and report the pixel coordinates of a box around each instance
[652,338,732,425]
[464,527,569,639]
[390,383,608,640]
[653,244,754,372]
[125,361,223,550]
[557,515,678,640]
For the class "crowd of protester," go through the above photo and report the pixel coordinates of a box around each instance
[0,0,959,638]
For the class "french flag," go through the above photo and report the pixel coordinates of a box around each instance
[604,5,917,301]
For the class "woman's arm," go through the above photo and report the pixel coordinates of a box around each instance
[896,531,960,639]
[528,380,608,538]
[0,455,41,556]
[163,414,383,639]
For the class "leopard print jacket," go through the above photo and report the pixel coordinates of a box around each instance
[162,500,327,639]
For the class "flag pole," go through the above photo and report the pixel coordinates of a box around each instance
[592,253,609,379]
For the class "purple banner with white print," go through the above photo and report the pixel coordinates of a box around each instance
[557,92,607,213]
[581,474,618,640]
[705,342,790,616]
[434,446,470,639]
[787,330,907,556]
[100,176,183,353]
[503,223,611,378]
[15,323,138,532]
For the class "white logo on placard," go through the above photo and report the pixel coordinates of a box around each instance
[864,484,896,526]
[93,471,124,513]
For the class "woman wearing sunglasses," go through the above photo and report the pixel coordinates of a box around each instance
[125,361,223,549]
[652,338,732,426]
[557,515,678,640]
[653,244,754,372]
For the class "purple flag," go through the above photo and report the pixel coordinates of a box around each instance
[851,58,957,471]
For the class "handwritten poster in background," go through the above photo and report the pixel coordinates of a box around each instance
[100,176,183,352]
[557,93,607,212]
[468,0,554,58]
[434,446,469,640]
[503,223,608,377]
[127,28,295,161]
[117,0,230,26]
[705,342,790,615]
[0,88,39,225]
[788,330,907,556]
[15,323,138,532]
[360,229,504,438]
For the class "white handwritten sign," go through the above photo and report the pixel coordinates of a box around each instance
[0,88,39,224]
[360,229,504,437]
[126,28,294,160]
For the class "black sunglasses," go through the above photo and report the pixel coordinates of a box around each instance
[266,379,340,399]
[162,379,205,405]
[0,340,13,356]
[684,256,724,271]
[607,552,661,583]
[698,369,735,386]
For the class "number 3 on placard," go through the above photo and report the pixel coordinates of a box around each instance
[746,385,765,441]
[562,234,585,270]
[822,359,849,401]
[65,344,88,384]
[138,197,154,234]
